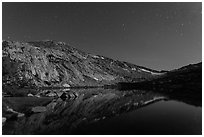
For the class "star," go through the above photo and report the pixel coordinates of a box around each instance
[122,24,126,31]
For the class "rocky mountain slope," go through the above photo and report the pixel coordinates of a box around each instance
[2,40,164,89]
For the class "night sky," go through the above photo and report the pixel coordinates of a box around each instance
[2,2,202,70]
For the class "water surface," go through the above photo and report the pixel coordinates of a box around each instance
[2,88,202,135]
[75,100,202,135]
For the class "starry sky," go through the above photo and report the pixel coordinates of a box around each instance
[2,2,202,70]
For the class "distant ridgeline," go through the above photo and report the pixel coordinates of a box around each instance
[116,62,202,90]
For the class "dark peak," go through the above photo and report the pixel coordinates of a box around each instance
[169,62,202,74]
[180,62,202,70]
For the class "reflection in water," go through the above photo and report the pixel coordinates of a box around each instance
[2,88,202,135]
[75,100,201,135]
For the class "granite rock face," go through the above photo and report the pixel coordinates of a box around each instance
[2,40,163,89]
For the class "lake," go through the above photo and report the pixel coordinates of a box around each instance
[2,88,202,135]
[74,100,202,135]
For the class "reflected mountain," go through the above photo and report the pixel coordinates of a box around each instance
[2,86,201,134]
[3,88,165,134]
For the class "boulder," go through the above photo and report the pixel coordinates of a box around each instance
[63,88,70,92]
[35,94,41,98]
[63,83,70,87]
[28,93,34,97]
[17,113,25,118]
[46,92,57,97]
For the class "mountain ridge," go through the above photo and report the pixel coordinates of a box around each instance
[2,40,164,90]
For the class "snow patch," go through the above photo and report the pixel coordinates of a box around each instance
[140,68,164,75]
[92,55,100,58]
[143,96,166,105]
[58,41,66,45]
[91,55,104,59]
[140,68,151,73]
[151,72,164,75]
[93,77,99,81]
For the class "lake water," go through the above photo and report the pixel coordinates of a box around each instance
[3,88,202,135]
[74,100,202,135]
